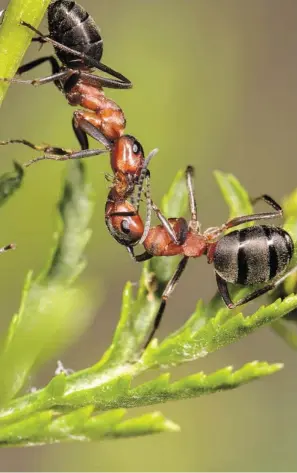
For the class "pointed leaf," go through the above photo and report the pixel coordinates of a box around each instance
[0,162,95,404]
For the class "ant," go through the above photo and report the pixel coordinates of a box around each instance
[1,0,131,147]
[0,0,175,256]
[110,166,296,348]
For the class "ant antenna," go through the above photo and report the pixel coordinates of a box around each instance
[186,166,197,222]
[129,148,158,245]
[0,9,5,25]
[134,148,159,212]
[138,177,152,245]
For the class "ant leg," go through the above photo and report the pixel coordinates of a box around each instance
[133,148,159,213]
[251,194,282,213]
[143,166,195,245]
[224,194,282,231]
[75,119,112,150]
[216,264,297,309]
[150,202,182,245]
[79,71,132,90]
[24,148,107,167]
[215,273,233,307]
[17,56,65,91]
[0,70,69,86]
[0,139,70,155]
[143,256,189,349]
[72,117,89,150]
[21,21,132,88]
[17,56,60,75]
[31,36,48,44]
[210,195,283,237]
[127,246,153,262]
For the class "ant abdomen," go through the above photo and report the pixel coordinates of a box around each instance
[213,225,294,285]
[48,0,103,67]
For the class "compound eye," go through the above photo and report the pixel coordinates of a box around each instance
[121,220,130,234]
[132,139,143,155]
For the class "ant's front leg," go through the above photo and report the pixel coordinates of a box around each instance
[0,139,71,155]
[127,246,153,262]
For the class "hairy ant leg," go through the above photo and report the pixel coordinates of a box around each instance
[24,147,108,167]
[204,194,283,242]
[0,139,70,155]
[72,117,89,150]
[221,194,282,233]
[17,56,60,75]
[72,118,112,150]
[0,70,69,87]
[0,52,68,86]
[143,256,189,349]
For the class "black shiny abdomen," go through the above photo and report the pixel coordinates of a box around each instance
[48,0,103,67]
[213,225,294,285]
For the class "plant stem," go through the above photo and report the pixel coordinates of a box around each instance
[0,0,51,106]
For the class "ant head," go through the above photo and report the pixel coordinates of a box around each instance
[110,135,145,179]
[105,198,144,246]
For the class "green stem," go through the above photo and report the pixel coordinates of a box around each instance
[0,0,51,106]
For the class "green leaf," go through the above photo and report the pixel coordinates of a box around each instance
[0,0,52,106]
[161,169,188,217]
[0,161,24,206]
[214,170,253,219]
[266,188,297,347]
[0,161,291,445]
[93,169,190,370]
[0,408,178,446]
[0,162,95,404]
[42,160,94,284]
[271,319,297,350]
[143,294,297,367]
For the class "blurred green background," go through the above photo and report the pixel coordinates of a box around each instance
[1,0,297,470]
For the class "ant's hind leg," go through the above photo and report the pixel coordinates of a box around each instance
[0,60,69,86]
[17,56,60,75]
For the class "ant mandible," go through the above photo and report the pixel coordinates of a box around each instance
[112,166,296,348]
[1,0,131,147]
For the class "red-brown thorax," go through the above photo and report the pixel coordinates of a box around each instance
[143,218,208,258]
[66,78,126,141]
[182,231,207,258]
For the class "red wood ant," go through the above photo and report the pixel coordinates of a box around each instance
[1,0,131,147]
[111,166,296,348]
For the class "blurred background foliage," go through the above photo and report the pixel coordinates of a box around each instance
[0,0,297,470]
